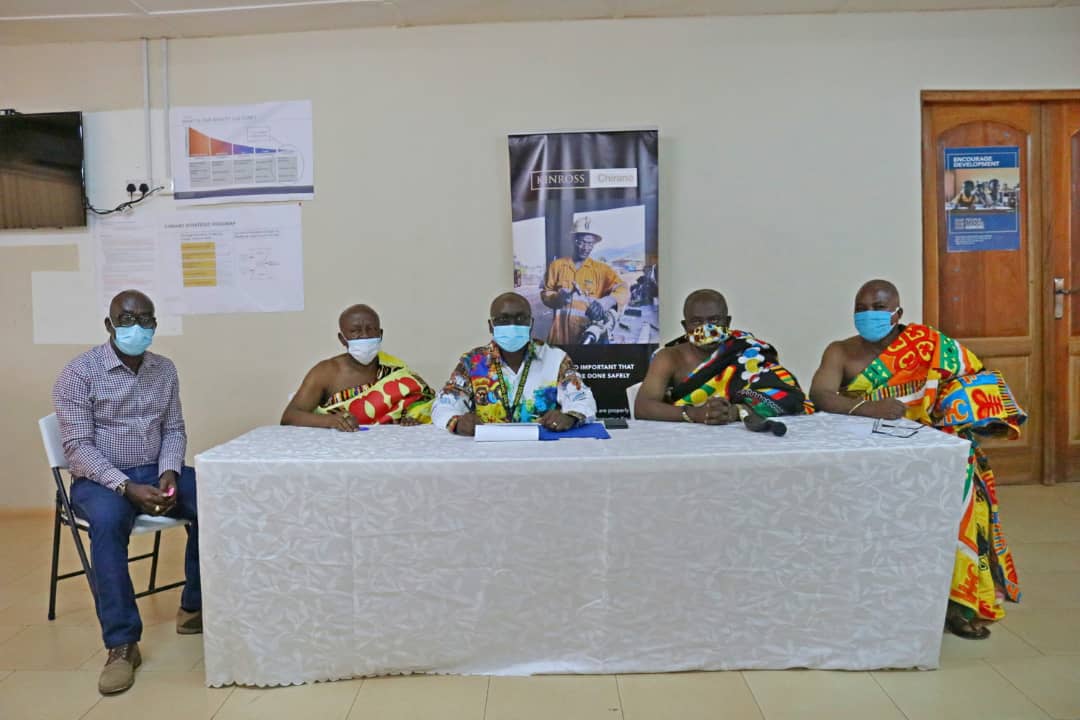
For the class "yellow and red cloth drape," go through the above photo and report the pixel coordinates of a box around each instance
[846,323,1025,620]
[315,352,434,424]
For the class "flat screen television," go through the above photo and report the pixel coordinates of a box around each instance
[0,111,86,230]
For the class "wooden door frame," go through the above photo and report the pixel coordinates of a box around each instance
[921,89,1080,485]
[923,91,1080,103]
[1042,102,1080,484]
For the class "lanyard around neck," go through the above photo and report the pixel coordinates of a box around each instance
[497,348,533,421]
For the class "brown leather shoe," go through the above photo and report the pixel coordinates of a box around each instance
[98,642,141,695]
[176,607,202,635]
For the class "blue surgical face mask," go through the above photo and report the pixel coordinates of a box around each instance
[113,325,155,356]
[854,309,899,343]
[493,324,532,353]
[347,337,381,365]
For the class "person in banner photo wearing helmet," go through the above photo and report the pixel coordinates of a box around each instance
[281,303,434,429]
[809,279,1026,641]
[540,216,630,345]
[432,292,597,436]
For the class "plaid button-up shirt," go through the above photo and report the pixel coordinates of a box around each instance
[52,342,186,491]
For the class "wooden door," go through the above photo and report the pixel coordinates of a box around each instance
[1044,101,1080,483]
[922,100,1043,484]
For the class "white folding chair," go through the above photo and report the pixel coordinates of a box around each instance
[39,413,190,621]
[625,382,642,420]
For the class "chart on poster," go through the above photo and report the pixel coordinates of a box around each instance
[169,100,314,205]
[165,204,304,314]
[93,203,304,316]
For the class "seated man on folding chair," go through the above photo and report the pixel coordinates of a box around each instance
[52,289,200,696]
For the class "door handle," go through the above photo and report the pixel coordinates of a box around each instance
[1055,277,1078,319]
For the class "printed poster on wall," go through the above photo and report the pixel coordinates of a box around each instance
[169,100,314,204]
[94,202,304,316]
[944,145,1020,252]
[508,129,659,418]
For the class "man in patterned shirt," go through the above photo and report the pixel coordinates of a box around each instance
[432,291,597,435]
[52,290,200,695]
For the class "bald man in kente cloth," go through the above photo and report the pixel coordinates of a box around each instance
[809,279,1026,639]
[635,289,807,424]
[282,303,434,428]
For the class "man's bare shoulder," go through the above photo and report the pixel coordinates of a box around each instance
[825,335,864,359]
[647,345,683,373]
[650,345,681,363]
[306,354,349,378]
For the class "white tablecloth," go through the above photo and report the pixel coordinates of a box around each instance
[195,414,971,687]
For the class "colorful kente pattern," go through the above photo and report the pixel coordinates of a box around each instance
[846,323,1026,620]
[663,330,809,417]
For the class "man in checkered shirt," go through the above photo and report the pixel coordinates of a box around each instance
[52,290,201,696]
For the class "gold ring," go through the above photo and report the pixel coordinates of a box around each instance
[154,504,161,513]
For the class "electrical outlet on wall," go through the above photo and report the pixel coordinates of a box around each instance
[124,178,151,196]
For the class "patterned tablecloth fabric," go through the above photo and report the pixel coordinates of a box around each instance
[195,414,971,687]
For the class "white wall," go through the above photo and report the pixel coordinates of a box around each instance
[2,8,1079,508]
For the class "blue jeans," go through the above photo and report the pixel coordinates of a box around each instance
[70,464,200,649]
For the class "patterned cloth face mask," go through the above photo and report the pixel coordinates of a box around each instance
[689,323,730,348]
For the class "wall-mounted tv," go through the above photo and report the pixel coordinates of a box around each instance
[0,111,86,230]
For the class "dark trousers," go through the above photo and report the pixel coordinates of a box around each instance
[70,464,200,649]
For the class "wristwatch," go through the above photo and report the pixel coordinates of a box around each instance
[566,411,586,427]
[115,480,128,497]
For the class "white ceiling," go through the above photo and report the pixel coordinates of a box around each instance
[0,0,1076,44]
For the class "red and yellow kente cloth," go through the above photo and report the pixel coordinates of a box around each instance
[315,352,434,424]
[846,323,1025,620]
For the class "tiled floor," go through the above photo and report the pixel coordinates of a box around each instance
[1,484,1078,720]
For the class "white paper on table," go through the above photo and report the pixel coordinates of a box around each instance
[474,424,540,442]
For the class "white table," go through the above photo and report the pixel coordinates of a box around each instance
[195,414,971,687]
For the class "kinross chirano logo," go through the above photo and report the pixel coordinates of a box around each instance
[530,168,637,191]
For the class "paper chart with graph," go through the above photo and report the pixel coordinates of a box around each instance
[94,204,302,317]
[169,100,314,204]
[167,203,303,314]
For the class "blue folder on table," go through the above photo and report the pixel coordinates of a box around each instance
[538,422,611,441]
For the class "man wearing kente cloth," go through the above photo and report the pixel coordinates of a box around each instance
[432,292,597,436]
[282,304,434,430]
[540,216,630,345]
[635,289,807,424]
[809,279,1025,640]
